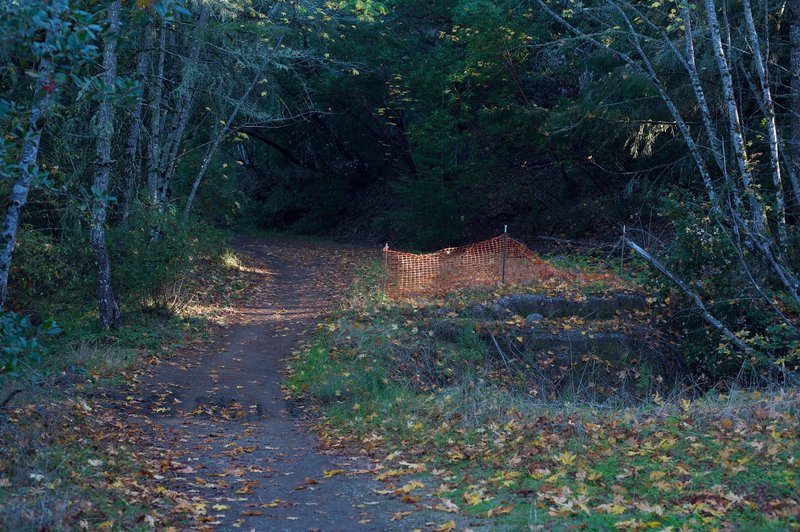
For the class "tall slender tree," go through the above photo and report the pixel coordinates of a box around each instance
[90,0,122,328]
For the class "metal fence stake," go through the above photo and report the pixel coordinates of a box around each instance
[502,225,508,284]
[383,243,389,295]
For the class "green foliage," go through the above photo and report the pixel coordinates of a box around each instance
[377,174,466,248]
[0,311,61,375]
[170,145,249,227]
[0,0,100,179]
[108,206,224,311]
[9,225,90,304]
[659,190,800,382]
[242,0,651,244]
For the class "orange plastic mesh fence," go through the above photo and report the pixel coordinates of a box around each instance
[383,235,573,298]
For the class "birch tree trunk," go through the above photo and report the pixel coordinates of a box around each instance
[156,7,209,203]
[742,0,788,250]
[0,0,67,309]
[90,0,122,329]
[703,0,767,231]
[682,6,732,194]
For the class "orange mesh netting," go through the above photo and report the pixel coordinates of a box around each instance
[383,235,574,298]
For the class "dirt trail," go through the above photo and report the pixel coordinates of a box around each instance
[135,236,403,531]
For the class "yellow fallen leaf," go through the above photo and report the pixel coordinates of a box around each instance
[212,504,230,511]
[263,499,285,508]
[396,480,424,493]
[375,468,410,481]
[323,469,346,478]
[484,504,514,517]
[555,450,577,466]
[436,520,456,531]
[463,491,483,505]
[390,511,413,521]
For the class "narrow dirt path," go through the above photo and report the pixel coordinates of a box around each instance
[133,236,404,530]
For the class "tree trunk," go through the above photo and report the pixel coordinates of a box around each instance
[184,73,260,217]
[742,0,788,250]
[624,238,753,353]
[90,0,122,329]
[159,8,209,186]
[120,25,152,224]
[789,0,800,202]
[146,19,167,207]
[0,0,67,309]
[682,5,731,192]
[703,0,767,230]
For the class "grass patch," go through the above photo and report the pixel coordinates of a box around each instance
[289,264,800,530]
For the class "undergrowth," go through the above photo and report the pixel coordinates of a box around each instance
[0,235,255,531]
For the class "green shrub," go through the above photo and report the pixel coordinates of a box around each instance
[8,225,91,307]
[0,311,61,375]
[659,189,800,382]
[108,205,225,311]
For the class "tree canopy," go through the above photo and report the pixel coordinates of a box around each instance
[3,0,800,380]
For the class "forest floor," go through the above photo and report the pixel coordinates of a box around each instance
[2,235,799,531]
[1,235,471,531]
[126,235,469,530]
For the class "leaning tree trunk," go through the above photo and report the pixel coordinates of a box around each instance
[90,0,122,329]
[0,0,67,309]
[155,6,209,208]
[184,72,260,217]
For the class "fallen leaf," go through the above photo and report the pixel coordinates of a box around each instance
[484,504,514,517]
